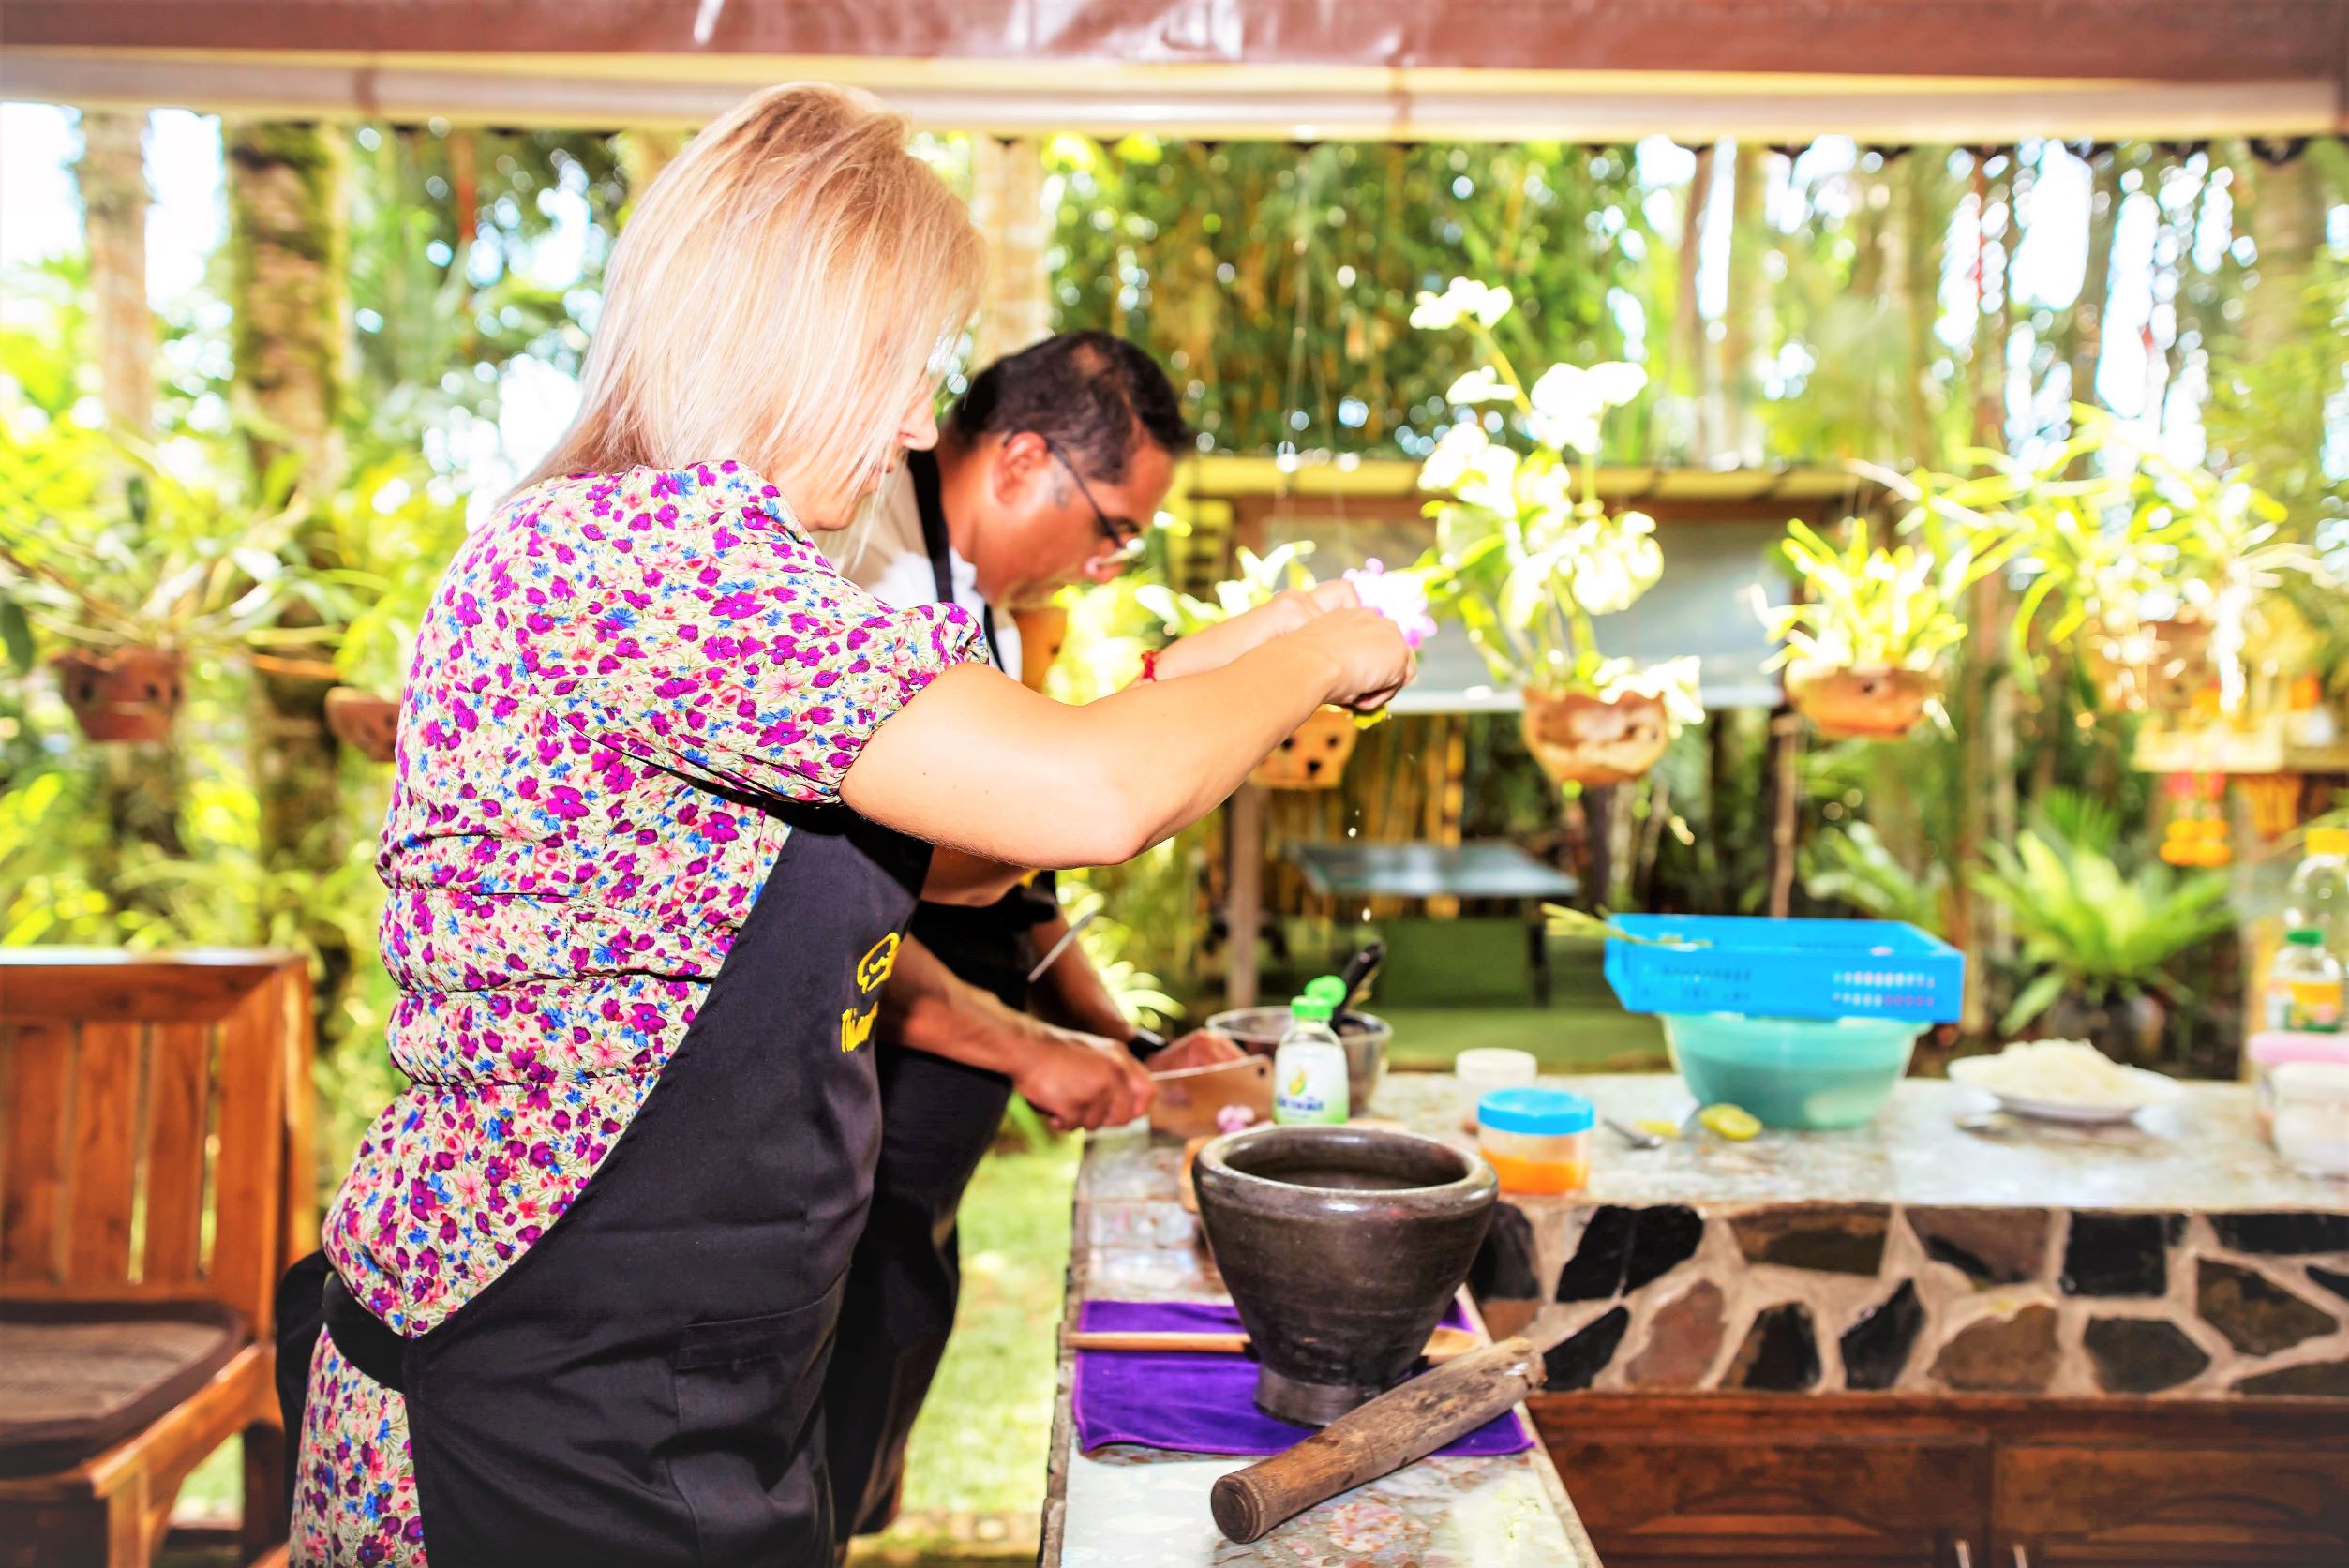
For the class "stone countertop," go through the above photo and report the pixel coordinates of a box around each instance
[1040,1125,1602,1568]
[1376,1072,2349,1214]
[1399,1072,2349,1405]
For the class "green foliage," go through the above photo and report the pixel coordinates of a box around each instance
[1969,814,2233,1036]
[1803,819,1953,938]
[1759,515,2019,673]
[1045,139,1646,455]
[1131,542,1314,635]
[0,422,337,660]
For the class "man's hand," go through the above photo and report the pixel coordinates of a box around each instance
[1148,578,1361,682]
[1013,1027,1157,1132]
[1145,1028,1249,1072]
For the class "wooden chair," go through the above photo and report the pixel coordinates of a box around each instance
[0,950,314,1568]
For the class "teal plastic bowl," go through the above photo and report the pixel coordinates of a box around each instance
[1661,1013,1925,1129]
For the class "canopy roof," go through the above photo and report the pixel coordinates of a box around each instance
[4,0,2342,138]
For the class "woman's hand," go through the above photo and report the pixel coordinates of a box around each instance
[1013,1026,1157,1131]
[1286,606,1417,713]
[1149,579,1362,682]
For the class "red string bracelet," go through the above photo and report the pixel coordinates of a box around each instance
[1138,648,1161,683]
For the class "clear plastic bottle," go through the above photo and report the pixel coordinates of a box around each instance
[2267,929,2344,1034]
[1273,976,1352,1126]
[2285,828,2349,963]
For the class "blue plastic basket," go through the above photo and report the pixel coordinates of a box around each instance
[1602,915,1964,1024]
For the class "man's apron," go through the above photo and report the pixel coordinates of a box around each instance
[818,448,1055,1541]
[310,801,930,1567]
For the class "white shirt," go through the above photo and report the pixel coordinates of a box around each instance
[841,465,1021,680]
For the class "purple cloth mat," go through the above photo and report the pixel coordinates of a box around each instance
[1071,1299,1534,1457]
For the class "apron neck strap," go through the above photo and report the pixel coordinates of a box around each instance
[908,448,1005,674]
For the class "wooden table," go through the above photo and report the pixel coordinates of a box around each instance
[1040,1121,1601,1567]
[1286,840,1580,1003]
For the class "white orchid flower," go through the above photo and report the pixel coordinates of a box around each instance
[1417,421,1492,493]
[1526,361,1648,454]
[1459,443,1521,515]
[1410,277,1515,331]
[1444,367,1513,405]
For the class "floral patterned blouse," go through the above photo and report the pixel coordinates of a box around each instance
[322,462,983,1336]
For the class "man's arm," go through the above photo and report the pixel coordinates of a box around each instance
[880,934,1154,1130]
[1025,911,1136,1041]
[1026,913,1249,1072]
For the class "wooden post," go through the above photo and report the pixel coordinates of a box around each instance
[966,135,1053,366]
[76,111,155,434]
[1226,784,1265,1008]
[1765,708,1803,918]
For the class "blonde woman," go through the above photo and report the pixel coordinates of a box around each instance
[290,84,1411,1567]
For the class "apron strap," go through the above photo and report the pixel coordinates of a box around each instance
[907,448,1005,674]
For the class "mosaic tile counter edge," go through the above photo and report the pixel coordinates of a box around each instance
[1402,1073,2349,1402]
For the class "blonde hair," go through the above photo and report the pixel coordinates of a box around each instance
[522,83,983,518]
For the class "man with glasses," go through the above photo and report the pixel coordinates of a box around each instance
[824,331,1242,1551]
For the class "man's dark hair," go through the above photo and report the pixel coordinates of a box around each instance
[950,330,1191,484]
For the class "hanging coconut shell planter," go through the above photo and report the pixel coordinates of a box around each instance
[52,647,187,743]
[1520,688,1669,787]
[1250,705,1359,790]
[326,686,403,764]
[1785,660,1940,741]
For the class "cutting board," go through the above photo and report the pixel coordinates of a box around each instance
[1148,1054,1273,1142]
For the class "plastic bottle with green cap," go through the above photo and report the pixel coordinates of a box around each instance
[1274,975,1352,1125]
[2267,928,2343,1033]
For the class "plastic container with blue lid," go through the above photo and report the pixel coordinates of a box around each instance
[1475,1086,1593,1195]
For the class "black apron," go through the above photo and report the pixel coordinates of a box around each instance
[300,801,930,1567]
[818,451,1058,1542]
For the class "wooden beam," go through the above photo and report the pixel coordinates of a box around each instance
[2,2,2342,137]
[4,3,2343,82]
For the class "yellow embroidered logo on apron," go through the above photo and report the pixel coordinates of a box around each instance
[855,933,901,993]
[840,1003,878,1053]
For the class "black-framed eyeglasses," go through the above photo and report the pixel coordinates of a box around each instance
[1036,434,1148,563]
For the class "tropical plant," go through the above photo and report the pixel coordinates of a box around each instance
[326,460,472,694]
[1874,409,2323,704]
[1969,818,2233,1040]
[1410,276,1701,725]
[1803,820,1952,938]
[0,432,337,666]
[1758,515,2018,674]
[1131,541,1315,635]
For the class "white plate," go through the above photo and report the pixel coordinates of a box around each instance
[1949,1056,2184,1123]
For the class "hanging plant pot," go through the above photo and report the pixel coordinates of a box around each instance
[2083,618,2214,715]
[1009,605,1067,694]
[1785,661,1940,741]
[326,686,402,763]
[1520,688,1669,787]
[52,647,186,743]
[1250,705,1359,790]
[2144,617,2214,714]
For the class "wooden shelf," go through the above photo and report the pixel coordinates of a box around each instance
[2132,725,2349,777]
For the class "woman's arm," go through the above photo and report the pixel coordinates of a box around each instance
[841,609,1411,868]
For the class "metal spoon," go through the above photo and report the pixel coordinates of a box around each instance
[1605,1117,1664,1150]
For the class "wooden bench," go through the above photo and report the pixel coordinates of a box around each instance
[0,950,314,1568]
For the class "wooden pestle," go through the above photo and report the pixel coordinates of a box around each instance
[1208,1335,1548,1543]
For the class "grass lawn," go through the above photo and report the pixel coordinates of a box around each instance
[853,1132,1083,1561]
[1378,1005,1665,1073]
